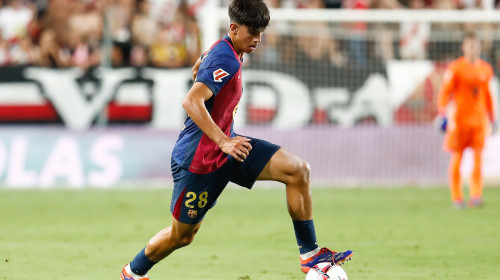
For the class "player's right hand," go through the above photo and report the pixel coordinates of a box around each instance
[219,136,252,162]
[434,115,447,133]
[440,117,447,133]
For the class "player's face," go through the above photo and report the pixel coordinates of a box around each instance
[462,37,481,61]
[231,24,263,54]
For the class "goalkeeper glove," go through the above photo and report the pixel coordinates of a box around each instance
[438,116,447,133]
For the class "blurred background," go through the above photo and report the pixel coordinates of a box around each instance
[0,0,499,188]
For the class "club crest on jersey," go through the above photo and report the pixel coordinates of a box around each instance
[187,209,198,218]
[213,69,229,82]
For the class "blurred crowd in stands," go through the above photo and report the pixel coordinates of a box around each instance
[1,0,500,68]
[0,0,202,68]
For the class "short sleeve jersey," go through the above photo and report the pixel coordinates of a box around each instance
[172,34,243,174]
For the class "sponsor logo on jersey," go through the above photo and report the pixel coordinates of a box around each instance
[213,69,229,82]
[187,209,198,218]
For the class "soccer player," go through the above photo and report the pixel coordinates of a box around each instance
[437,31,496,209]
[120,0,352,279]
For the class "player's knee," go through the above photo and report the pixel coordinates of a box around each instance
[178,234,195,247]
[289,159,310,186]
[171,226,199,249]
[174,231,197,248]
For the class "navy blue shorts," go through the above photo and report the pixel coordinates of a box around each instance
[170,136,280,224]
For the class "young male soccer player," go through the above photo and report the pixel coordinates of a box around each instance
[121,1,352,279]
[437,31,496,209]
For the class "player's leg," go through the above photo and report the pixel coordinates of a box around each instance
[468,127,487,207]
[121,218,202,279]
[146,217,203,261]
[444,126,466,208]
[468,147,484,208]
[256,148,352,273]
[469,127,487,207]
[122,158,232,279]
[448,150,464,208]
[257,148,312,220]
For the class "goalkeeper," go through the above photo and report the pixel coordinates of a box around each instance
[437,31,496,209]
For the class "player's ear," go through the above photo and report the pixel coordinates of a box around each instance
[229,23,238,35]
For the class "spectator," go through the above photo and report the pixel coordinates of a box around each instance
[294,19,346,68]
[399,0,430,60]
[0,0,33,42]
[149,19,189,68]
[343,0,369,66]
[9,35,37,65]
[130,44,149,67]
[149,3,200,68]
[68,1,103,44]
[40,0,79,48]
[293,0,345,68]
[131,2,156,46]
[67,32,101,70]
[0,37,9,66]
[371,0,401,62]
[132,0,157,47]
[36,28,71,68]
[150,0,181,25]
[131,0,156,67]
[184,12,201,66]
[108,0,134,66]
[250,0,286,66]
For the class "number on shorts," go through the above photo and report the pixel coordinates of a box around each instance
[185,191,209,209]
[198,191,208,208]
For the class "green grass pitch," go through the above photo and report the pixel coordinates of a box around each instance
[1,186,500,279]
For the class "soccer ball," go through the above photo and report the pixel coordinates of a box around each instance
[305,262,348,280]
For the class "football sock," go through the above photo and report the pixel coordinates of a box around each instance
[469,151,483,199]
[293,219,319,255]
[130,247,157,276]
[448,152,463,202]
[125,264,148,279]
[300,247,321,260]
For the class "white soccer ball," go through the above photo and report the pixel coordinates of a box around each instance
[305,262,348,280]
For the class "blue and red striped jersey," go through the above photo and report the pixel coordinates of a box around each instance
[172,34,243,174]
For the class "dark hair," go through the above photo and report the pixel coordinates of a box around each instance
[463,31,479,41]
[228,0,270,35]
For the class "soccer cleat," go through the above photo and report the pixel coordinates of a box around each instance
[121,264,150,280]
[453,200,466,210]
[468,198,484,208]
[300,247,353,274]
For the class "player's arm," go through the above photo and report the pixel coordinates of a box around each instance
[437,65,456,116]
[191,56,202,82]
[436,64,456,132]
[484,68,496,124]
[483,68,497,133]
[182,82,251,162]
